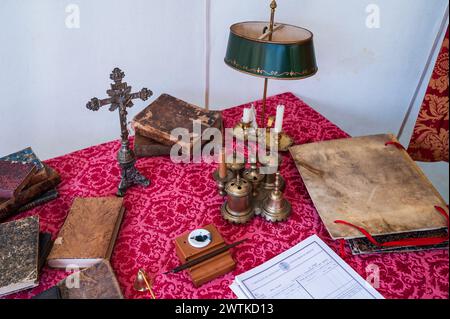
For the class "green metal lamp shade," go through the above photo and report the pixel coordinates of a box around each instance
[225,22,318,80]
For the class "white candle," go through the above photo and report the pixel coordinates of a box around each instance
[242,108,251,123]
[274,105,284,133]
[250,104,258,128]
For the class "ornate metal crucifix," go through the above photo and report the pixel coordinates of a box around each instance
[86,67,152,196]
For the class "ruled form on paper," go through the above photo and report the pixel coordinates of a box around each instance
[230,235,384,299]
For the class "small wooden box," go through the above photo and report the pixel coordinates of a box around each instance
[174,224,236,287]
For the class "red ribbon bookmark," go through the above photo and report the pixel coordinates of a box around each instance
[335,206,449,248]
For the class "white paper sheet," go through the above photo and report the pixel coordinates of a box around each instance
[230,235,384,299]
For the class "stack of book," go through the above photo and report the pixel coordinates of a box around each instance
[0,147,61,221]
[0,197,125,298]
[132,93,223,157]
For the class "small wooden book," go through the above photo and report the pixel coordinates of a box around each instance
[47,197,124,269]
[0,161,36,199]
[0,216,40,297]
[132,93,222,149]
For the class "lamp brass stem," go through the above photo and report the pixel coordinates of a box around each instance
[261,1,277,128]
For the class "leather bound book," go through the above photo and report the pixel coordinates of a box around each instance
[0,147,48,185]
[47,197,124,269]
[56,260,123,299]
[0,216,40,297]
[0,161,36,199]
[0,165,61,221]
[132,94,222,148]
[134,133,173,158]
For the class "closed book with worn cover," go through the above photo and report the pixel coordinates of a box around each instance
[289,134,449,251]
[47,197,124,269]
[56,260,123,299]
[132,93,222,149]
[0,147,48,185]
[0,165,61,221]
[0,216,40,297]
[134,133,173,157]
[0,161,36,199]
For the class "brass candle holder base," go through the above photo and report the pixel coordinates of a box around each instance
[261,196,291,222]
[221,201,255,224]
[260,172,291,222]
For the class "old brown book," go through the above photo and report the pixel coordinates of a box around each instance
[57,260,123,299]
[47,197,124,269]
[0,216,40,297]
[134,133,173,157]
[0,165,61,221]
[289,134,448,240]
[132,94,222,149]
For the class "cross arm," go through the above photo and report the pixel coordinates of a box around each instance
[130,88,153,102]
[86,97,113,111]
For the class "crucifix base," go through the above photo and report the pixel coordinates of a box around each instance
[116,142,150,197]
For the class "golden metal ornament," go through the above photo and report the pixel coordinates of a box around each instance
[133,268,156,299]
[221,175,255,224]
[261,172,291,222]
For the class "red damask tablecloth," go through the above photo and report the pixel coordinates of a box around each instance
[6,93,449,299]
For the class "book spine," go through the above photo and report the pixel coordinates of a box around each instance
[17,191,58,213]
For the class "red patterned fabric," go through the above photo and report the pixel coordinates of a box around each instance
[4,93,449,299]
[407,29,449,162]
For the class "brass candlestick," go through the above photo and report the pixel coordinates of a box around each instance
[226,151,246,178]
[233,121,256,142]
[261,172,291,222]
[243,160,266,215]
[261,153,285,191]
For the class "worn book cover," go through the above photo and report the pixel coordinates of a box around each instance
[289,134,448,240]
[0,165,61,221]
[57,260,123,299]
[0,215,40,297]
[0,147,48,185]
[132,93,222,148]
[0,161,37,199]
[47,197,124,269]
[134,133,173,157]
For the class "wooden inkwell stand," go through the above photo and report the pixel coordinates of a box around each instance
[174,224,236,287]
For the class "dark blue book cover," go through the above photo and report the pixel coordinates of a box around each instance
[0,147,44,171]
